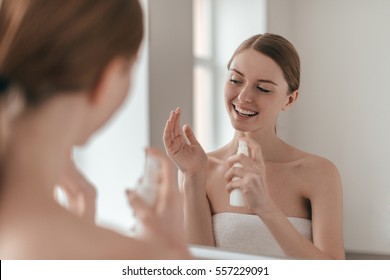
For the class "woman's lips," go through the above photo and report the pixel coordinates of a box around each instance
[233,104,259,117]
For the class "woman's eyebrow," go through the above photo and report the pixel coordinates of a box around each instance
[230,68,278,86]
[258,79,278,86]
[230,68,244,76]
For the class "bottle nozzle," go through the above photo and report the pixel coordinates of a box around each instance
[237,140,249,156]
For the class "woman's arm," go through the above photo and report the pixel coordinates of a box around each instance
[163,108,214,246]
[179,171,215,246]
[259,160,344,259]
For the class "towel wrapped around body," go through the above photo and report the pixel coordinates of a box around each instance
[212,212,312,258]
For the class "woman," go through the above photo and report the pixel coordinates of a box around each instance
[0,0,189,259]
[164,33,345,259]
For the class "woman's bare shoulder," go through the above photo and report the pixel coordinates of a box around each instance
[0,207,153,259]
[291,148,342,195]
[296,151,339,177]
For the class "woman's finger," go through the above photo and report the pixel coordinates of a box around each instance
[239,136,266,167]
[224,165,246,183]
[126,189,158,231]
[163,110,174,145]
[183,124,200,146]
[226,178,244,192]
[173,107,182,138]
[145,147,176,191]
[226,153,253,168]
[58,177,78,196]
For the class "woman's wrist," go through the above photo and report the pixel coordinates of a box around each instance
[180,164,207,184]
[181,174,207,197]
[181,168,207,180]
[180,161,208,177]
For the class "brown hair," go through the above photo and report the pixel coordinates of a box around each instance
[227,33,300,93]
[0,0,144,105]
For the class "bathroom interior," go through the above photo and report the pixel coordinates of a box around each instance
[60,0,390,259]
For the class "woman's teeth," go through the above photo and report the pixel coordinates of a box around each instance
[234,104,258,117]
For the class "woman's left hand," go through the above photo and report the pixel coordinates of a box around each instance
[225,137,276,215]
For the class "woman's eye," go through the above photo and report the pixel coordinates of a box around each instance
[230,79,242,84]
[257,86,271,94]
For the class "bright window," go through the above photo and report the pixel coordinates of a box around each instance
[193,0,267,151]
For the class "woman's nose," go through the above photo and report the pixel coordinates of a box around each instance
[237,85,253,103]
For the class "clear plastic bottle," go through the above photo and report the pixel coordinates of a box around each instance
[136,154,160,206]
[132,153,160,235]
[229,140,249,207]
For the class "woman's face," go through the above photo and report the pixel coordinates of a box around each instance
[225,48,294,133]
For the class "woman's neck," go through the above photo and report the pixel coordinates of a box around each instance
[232,127,291,162]
[1,94,87,203]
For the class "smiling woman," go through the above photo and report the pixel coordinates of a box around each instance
[163,33,345,260]
[225,34,299,135]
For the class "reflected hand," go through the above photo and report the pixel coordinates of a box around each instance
[163,108,208,176]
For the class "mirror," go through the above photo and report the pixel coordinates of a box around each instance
[192,0,390,259]
[73,0,390,260]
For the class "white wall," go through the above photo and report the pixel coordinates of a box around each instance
[268,0,390,255]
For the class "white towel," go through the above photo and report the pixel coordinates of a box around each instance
[212,212,312,257]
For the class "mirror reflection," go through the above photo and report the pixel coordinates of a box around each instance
[49,0,390,260]
[192,0,390,259]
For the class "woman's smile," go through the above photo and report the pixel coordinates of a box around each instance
[232,103,259,118]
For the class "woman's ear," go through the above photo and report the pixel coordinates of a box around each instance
[282,90,299,111]
[87,57,127,106]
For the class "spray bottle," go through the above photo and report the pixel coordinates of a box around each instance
[229,140,249,207]
[132,153,160,235]
[136,153,160,206]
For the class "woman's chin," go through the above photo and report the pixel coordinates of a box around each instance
[230,121,251,132]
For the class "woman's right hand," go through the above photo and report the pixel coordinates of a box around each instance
[163,108,208,176]
[56,153,97,224]
[126,148,191,259]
